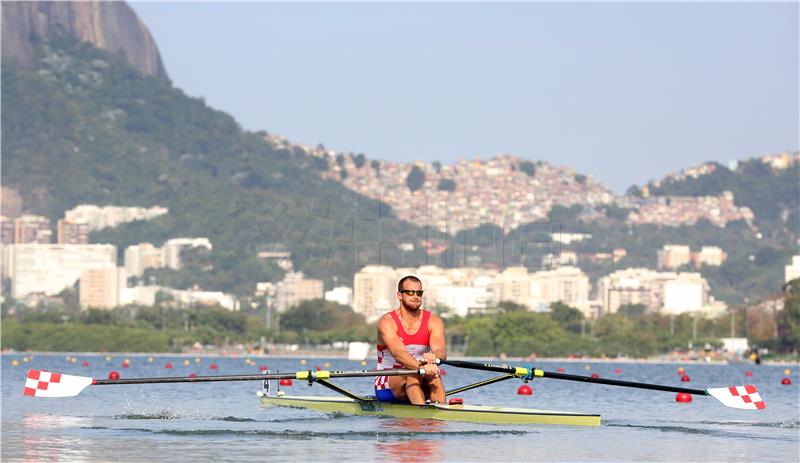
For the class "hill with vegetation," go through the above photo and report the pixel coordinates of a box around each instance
[2,37,432,296]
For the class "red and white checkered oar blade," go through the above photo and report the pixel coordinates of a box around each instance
[23,370,93,398]
[707,385,766,410]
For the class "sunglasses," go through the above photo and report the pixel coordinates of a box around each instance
[400,290,424,296]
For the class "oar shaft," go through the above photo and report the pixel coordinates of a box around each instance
[541,371,707,395]
[443,360,707,395]
[93,368,422,386]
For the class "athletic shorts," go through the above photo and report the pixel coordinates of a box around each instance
[375,386,405,403]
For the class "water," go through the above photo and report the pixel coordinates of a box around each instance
[2,354,798,462]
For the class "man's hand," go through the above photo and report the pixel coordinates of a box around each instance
[422,352,437,366]
[421,363,440,378]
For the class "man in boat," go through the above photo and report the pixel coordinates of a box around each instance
[375,275,446,405]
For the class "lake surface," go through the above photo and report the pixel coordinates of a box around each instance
[2,354,798,462]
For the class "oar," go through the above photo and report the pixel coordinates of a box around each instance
[441,359,766,410]
[23,367,424,398]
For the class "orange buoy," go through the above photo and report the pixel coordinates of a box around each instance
[677,367,685,374]
[210,363,218,370]
[681,375,691,382]
[122,362,130,369]
[675,393,692,403]
[108,371,120,380]
[745,371,753,377]
[517,384,533,395]
[781,378,792,385]
[591,373,600,379]
[165,362,173,369]
[279,379,293,386]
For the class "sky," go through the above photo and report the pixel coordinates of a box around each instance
[131,2,798,194]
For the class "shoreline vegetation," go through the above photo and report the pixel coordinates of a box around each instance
[3,286,798,362]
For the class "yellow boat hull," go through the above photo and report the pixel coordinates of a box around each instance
[259,394,601,426]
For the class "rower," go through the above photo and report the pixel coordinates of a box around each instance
[375,275,447,405]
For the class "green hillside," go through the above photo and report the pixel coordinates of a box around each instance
[1,38,432,294]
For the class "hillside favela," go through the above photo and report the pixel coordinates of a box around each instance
[2,0,798,362]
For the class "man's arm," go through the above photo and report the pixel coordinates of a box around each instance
[378,315,424,370]
[428,313,447,362]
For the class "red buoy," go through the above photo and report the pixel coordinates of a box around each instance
[210,363,218,370]
[108,371,120,380]
[259,365,268,372]
[677,367,685,374]
[781,378,792,385]
[188,373,198,378]
[591,373,600,379]
[557,367,565,373]
[745,371,753,377]
[439,368,446,376]
[448,397,463,405]
[675,393,692,403]
[614,368,622,375]
[315,366,321,371]
[82,361,90,367]
[681,375,691,382]
[122,361,130,368]
[279,379,293,386]
[165,362,173,369]
[517,384,533,395]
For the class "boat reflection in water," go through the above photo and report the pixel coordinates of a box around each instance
[374,418,444,462]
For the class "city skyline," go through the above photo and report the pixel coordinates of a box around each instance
[131,2,799,193]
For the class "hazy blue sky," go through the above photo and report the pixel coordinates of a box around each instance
[131,2,798,193]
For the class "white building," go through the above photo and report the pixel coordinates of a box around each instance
[119,285,162,306]
[161,237,212,270]
[65,204,168,231]
[598,268,723,316]
[786,255,800,283]
[6,244,117,298]
[324,286,353,307]
[124,242,162,277]
[435,285,493,317]
[163,288,239,311]
[353,265,398,322]
[273,272,324,312]
[531,266,591,316]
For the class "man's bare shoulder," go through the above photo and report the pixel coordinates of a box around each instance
[377,311,397,328]
[427,311,445,328]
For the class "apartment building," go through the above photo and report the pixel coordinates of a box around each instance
[6,244,117,298]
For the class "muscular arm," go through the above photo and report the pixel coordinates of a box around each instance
[427,313,447,362]
[378,315,423,370]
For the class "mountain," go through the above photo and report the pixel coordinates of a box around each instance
[2,1,168,80]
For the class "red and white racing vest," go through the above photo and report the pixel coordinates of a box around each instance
[375,309,431,390]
